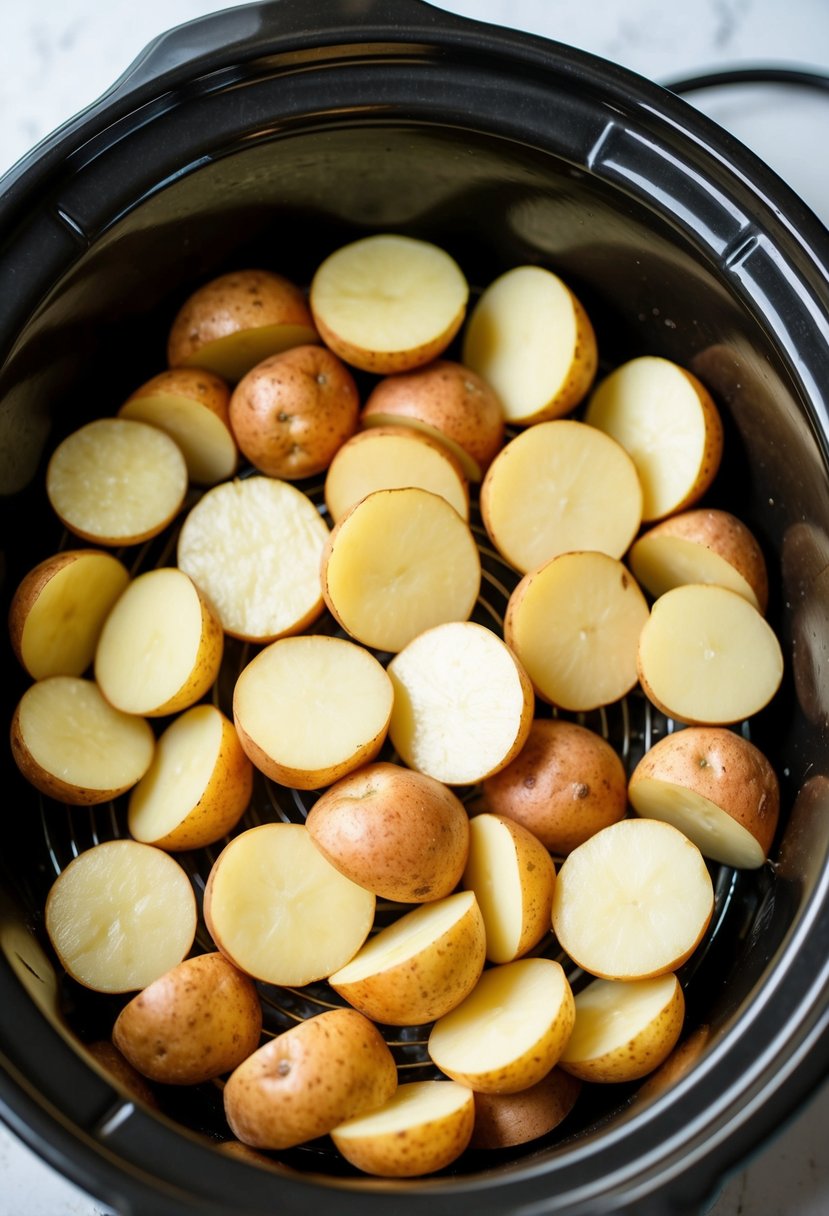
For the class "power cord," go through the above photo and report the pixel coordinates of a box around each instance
[661,63,829,97]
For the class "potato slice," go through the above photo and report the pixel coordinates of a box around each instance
[584,356,723,522]
[118,367,238,486]
[177,475,329,643]
[46,417,188,545]
[233,635,393,789]
[9,549,129,680]
[629,508,769,613]
[44,840,197,992]
[321,487,481,653]
[628,726,780,869]
[504,552,649,712]
[331,1080,475,1177]
[360,360,504,481]
[128,703,253,851]
[328,890,486,1026]
[480,420,642,574]
[324,425,469,523]
[95,567,223,717]
[469,1068,581,1150]
[204,823,375,985]
[461,264,597,425]
[167,268,319,382]
[560,973,685,1083]
[637,583,784,725]
[11,676,154,805]
[309,234,468,373]
[223,1008,397,1151]
[387,621,534,786]
[551,818,714,980]
[428,957,575,1094]
[462,813,556,964]
[112,952,262,1085]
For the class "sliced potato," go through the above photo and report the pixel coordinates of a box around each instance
[551,818,714,980]
[331,1080,475,1177]
[480,420,642,574]
[95,567,223,717]
[321,487,481,653]
[469,1068,581,1150]
[204,823,375,986]
[309,234,468,373]
[46,417,188,546]
[328,890,486,1026]
[10,676,154,805]
[177,475,330,643]
[387,620,534,786]
[233,635,393,789]
[44,840,197,993]
[9,549,129,680]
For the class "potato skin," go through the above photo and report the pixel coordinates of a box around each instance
[85,1040,160,1108]
[469,1068,581,1149]
[112,952,262,1085]
[147,578,225,718]
[123,366,232,424]
[560,976,685,1084]
[223,1008,398,1150]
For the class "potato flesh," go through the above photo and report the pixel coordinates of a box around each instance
[119,392,237,485]
[206,824,375,985]
[45,840,196,992]
[177,476,329,642]
[561,974,683,1079]
[630,777,766,868]
[323,488,481,653]
[335,1078,472,1137]
[181,323,319,382]
[630,533,759,608]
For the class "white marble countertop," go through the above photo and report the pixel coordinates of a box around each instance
[1,1,829,1214]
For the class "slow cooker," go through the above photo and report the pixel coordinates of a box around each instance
[1,1,828,1213]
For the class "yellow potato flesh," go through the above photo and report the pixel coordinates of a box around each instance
[561,973,684,1083]
[119,392,237,485]
[629,778,767,868]
[180,323,319,383]
[629,533,759,609]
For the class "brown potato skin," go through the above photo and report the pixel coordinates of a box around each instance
[313,310,466,377]
[85,1040,160,1108]
[123,366,232,424]
[469,1068,581,1149]
[483,718,628,856]
[229,344,360,479]
[306,761,470,902]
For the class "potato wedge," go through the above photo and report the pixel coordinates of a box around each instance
[469,1069,581,1150]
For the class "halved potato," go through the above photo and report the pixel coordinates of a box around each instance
[10,676,155,805]
[95,567,223,717]
[328,890,486,1026]
[387,620,535,786]
[309,234,468,373]
[204,823,375,986]
[321,487,481,653]
[9,549,129,680]
[469,1069,581,1150]
[551,818,714,980]
[233,635,393,790]
[44,840,197,992]
[331,1080,475,1177]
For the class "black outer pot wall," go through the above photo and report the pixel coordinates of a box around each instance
[1,2,829,1215]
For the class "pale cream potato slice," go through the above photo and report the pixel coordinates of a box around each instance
[9,549,129,680]
[551,818,714,980]
[46,417,188,546]
[128,703,253,851]
[462,813,556,964]
[44,839,197,993]
[469,1069,581,1150]
[560,973,685,1083]
[504,551,649,712]
[637,583,784,725]
[321,487,481,653]
[428,957,576,1094]
[95,567,223,717]
[204,823,375,986]
[328,890,486,1026]
[387,620,534,786]
[323,425,470,523]
[480,419,642,574]
[584,356,723,522]
[462,264,598,425]
[309,234,469,373]
[10,676,155,805]
[233,634,393,789]
[177,475,329,643]
[119,367,238,486]
[331,1080,475,1178]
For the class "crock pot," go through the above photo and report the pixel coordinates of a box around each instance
[1,2,828,1213]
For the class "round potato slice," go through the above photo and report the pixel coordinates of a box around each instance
[469,1069,581,1150]
[44,840,197,993]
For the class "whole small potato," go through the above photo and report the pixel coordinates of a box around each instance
[112,952,262,1085]
[483,718,627,856]
[229,344,360,479]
